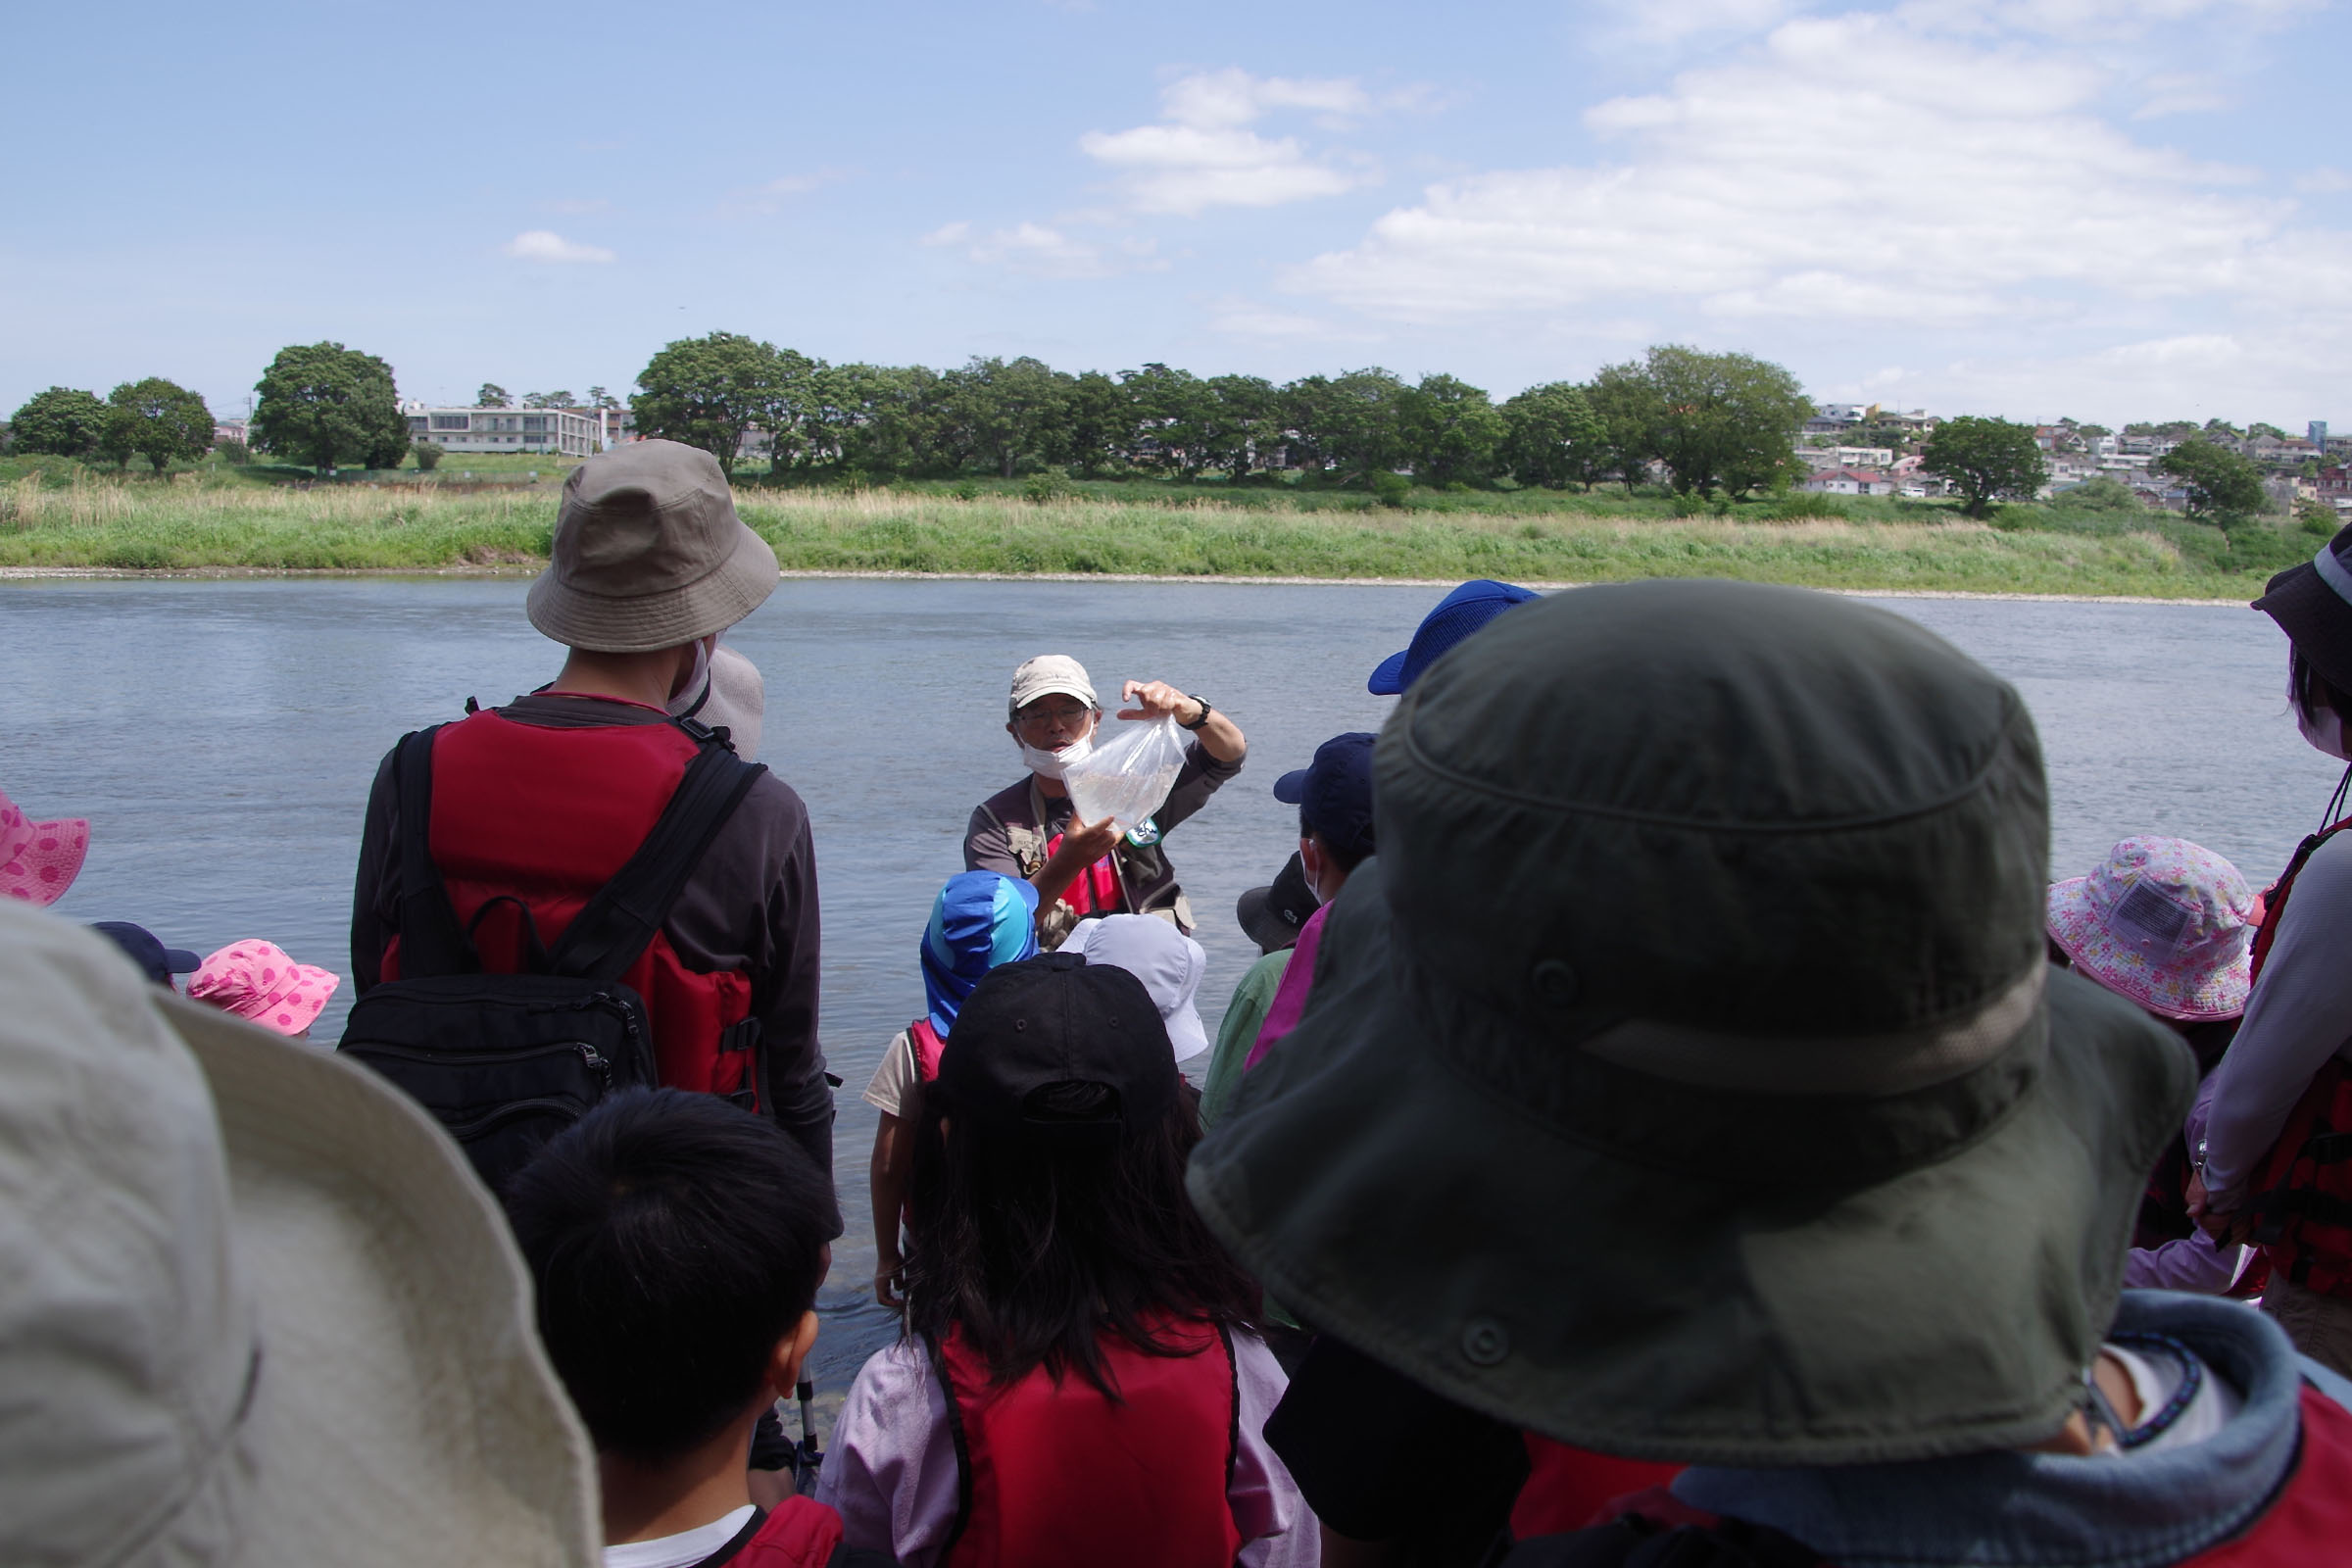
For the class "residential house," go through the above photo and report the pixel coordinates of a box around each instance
[1800,467,1900,497]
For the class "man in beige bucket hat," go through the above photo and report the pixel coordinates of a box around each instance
[0,897,601,1567]
[351,439,837,1186]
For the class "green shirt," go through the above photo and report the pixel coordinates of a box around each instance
[1200,949,1292,1128]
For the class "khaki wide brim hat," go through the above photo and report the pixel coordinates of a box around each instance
[0,903,599,1566]
[1188,579,2195,1468]
[528,439,778,653]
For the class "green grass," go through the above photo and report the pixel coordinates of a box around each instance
[0,463,2315,596]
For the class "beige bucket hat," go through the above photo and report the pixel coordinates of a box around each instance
[0,901,599,1566]
[527,440,779,653]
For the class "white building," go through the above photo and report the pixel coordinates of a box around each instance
[403,404,601,457]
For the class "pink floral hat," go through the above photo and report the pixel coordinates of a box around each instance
[188,940,341,1037]
[0,788,90,907]
[2047,836,2258,1021]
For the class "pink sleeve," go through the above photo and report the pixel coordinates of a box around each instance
[1245,905,1328,1072]
[813,1341,963,1568]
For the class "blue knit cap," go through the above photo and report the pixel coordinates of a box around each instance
[920,871,1041,1035]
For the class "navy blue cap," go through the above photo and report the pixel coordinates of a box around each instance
[88,921,202,987]
[1368,578,1541,695]
[1273,732,1377,862]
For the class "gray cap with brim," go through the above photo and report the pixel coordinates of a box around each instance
[526,440,778,654]
[1187,578,2195,1467]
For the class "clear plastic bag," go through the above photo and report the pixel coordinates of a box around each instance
[1061,715,1190,833]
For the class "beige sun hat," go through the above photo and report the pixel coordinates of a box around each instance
[527,440,779,654]
[0,901,599,1567]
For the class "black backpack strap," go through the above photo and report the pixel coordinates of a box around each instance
[391,724,478,978]
[546,735,768,983]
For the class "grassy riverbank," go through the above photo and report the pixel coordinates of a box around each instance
[0,466,2317,598]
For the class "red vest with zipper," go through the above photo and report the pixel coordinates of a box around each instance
[2246,818,2352,1295]
[1572,1385,2352,1565]
[377,710,757,1102]
[930,1317,1243,1568]
[730,1496,846,1567]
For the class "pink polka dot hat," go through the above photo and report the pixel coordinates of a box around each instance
[188,940,342,1037]
[2046,836,2259,1022]
[0,787,90,907]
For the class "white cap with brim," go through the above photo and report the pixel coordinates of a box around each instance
[1008,655,1098,716]
[0,902,600,1567]
[1057,913,1211,1061]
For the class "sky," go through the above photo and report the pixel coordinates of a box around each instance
[5,0,2347,427]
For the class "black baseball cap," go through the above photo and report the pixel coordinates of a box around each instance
[1236,853,1316,955]
[1274,732,1377,862]
[88,921,201,988]
[2254,522,2352,695]
[934,954,1177,1144]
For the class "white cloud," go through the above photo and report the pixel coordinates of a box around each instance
[717,169,855,219]
[1277,7,2352,413]
[2297,168,2352,194]
[1077,68,1392,216]
[928,221,1163,279]
[501,230,614,264]
[1207,299,1381,343]
[2132,73,2229,118]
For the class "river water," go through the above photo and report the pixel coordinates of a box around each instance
[2,574,2343,1392]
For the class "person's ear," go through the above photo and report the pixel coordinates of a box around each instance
[1298,834,1327,903]
[1005,718,1018,740]
[764,1309,822,1400]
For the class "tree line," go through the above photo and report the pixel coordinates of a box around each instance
[628,333,1818,497]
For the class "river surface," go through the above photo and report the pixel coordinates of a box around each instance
[2,575,2343,1394]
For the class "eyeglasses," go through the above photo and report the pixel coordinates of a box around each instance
[1015,701,1094,732]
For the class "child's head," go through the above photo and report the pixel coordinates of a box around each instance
[2046,836,2257,1024]
[906,954,1257,1392]
[187,939,338,1036]
[921,870,1041,1036]
[506,1088,838,1464]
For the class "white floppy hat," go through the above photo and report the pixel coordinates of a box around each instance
[1057,913,1210,1061]
[0,901,599,1567]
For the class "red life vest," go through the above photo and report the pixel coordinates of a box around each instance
[2245,818,2352,1295]
[1046,829,1121,915]
[1510,1435,1684,1538]
[730,1496,846,1568]
[379,710,758,1104]
[911,1016,947,1083]
[1576,1384,2352,1565]
[929,1317,1244,1568]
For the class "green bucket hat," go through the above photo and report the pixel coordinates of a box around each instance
[1187,579,2194,1467]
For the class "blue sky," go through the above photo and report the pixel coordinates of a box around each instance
[6,0,2345,426]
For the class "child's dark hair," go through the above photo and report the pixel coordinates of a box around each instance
[1300,809,1371,875]
[2290,648,2352,723]
[506,1088,840,1464]
[903,1074,1258,1397]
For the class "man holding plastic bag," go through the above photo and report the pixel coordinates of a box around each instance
[965,655,1247,947]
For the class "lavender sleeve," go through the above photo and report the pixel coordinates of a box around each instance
[2128,1074,2255,1291]
[2204,833,2352,1208]
[1232,1333,1319,1568]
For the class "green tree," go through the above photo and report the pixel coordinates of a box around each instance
[631,332,784,478]
[1397,373,1504,487]
[1499,382,1606,489]
[2156,439,2268,524]
[475,383,511,409]
[104,377,215,475]
[2077,423,2112,440]
[749,349,825,477]
[1921,416,2047,518]
[415,441,445,472]
[940,356,1072,479]
[521,389,575,410]
[1288,368,1405,483]
[6,386,110,460]
[1582,363,1666,492]
[1060,370,1129,477]
[1118,363,1206,475]
[586,385,621,411]
[250,342,409,476]
[2058,476,2143,513]
[1633,345,1812,497]
[1195,374,1280,481]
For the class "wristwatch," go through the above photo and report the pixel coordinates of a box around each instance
[1179,696,1213,731]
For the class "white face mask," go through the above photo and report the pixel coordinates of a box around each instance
[665,637,715,719]
[2299,699,2352,762]
[1019,733,1095,780]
